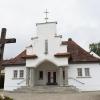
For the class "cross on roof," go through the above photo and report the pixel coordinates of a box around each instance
[44,9,49,23]
[0,28,16,61]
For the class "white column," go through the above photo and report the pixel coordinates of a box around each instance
[64,66,68,86]
[59,67,63,86]
[30,68,35,87]
[26,67,30,86]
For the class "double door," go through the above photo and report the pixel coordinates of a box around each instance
[47,71,57,85]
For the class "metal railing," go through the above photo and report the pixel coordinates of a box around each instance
[68,77,85,85]
[17,79,26,85]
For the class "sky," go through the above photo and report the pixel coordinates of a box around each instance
[0,0,100,59]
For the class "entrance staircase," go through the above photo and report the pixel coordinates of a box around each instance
[14,85,80,93]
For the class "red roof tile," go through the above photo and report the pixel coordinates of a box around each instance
[62,38,100,63]
[2,50,26,66]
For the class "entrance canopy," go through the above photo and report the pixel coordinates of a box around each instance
[36,59,57,69]
[36,59,58,85]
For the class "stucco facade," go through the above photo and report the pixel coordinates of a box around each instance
[4,63,100,91]
[68,63,100,91]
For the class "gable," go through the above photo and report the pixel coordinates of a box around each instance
[62,38,100,64]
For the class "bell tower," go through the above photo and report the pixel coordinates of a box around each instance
[36,9,57,39]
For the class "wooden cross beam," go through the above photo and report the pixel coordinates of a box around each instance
[0,28,16,61]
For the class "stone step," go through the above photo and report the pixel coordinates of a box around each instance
[14,86,80,93]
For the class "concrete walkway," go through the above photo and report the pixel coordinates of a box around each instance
[0,91,100,100]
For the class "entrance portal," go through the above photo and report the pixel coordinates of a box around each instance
[36,60,58,86]
[47,71,57,85]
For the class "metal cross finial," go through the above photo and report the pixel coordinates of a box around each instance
[44,9,49,23]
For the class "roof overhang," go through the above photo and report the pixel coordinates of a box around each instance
[22,55,38,59]
[54,52,70,58]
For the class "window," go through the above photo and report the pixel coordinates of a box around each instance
[39,71,43,80]
[63,71,65,80]
[19,70,24,78]
[44,40,48,54]
[85,68,90,77]
[77,68,82,77]
[13,70,18,78]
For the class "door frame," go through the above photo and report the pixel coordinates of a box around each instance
[47,71,57,85]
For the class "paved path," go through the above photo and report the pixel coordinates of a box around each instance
[0,91,100,100]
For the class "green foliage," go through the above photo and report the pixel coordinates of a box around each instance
[0,95,13,100]
[89,42,100,56]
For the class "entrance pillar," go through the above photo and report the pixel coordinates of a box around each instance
[59,67,63,86]
[64,66,68,86]
[30,68,35,87]
[26,67,30,86]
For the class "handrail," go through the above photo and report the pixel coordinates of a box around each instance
[17,79,26,85]
[68,77,85,85]
[17,77,84,85]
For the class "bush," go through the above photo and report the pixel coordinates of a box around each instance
[0,95,13,100]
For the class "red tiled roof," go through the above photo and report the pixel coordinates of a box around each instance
[2,50,26,66]
[54,52,70,57]
[62,38,100,63]
[2,50,38,66]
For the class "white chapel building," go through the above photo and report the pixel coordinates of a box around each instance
[2,20,100,91]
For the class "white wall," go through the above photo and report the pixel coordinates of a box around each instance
[36,22,57,38]
[68,63,100,91]
[4,63,100,91]
[4,66,26,91]
[26,22,68,67]
[26,57,68,68]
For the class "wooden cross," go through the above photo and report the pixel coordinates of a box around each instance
[0,28,16,61]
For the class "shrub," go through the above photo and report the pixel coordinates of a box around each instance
[0,95,13,100]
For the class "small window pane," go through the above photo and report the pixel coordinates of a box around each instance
[39,71,43,80]
[77,68,82,76]
[85,68,90,76]
[20,70,24,78]
[13,70,18,78]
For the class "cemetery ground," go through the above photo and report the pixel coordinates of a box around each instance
[0,90,100,100]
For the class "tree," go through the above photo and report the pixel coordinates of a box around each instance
[89,42,100,56]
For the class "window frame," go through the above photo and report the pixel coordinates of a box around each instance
[39,71,43,80]
[19,70,24,78]
[85,68,90,77]
[13,70,18,79]
[77,68,82,77]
